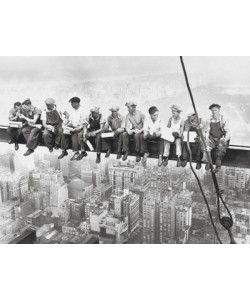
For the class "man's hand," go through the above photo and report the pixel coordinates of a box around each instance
[172,131,179,138]
[116,128,124,134]
[155,131,161,138]
[47,125,53,131]
[18,113,26,120]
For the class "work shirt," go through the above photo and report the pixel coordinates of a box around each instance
[104,113,125,131]
[66,105,86,127]
[23,106,42,124]
[9,108,25,122]
[125,110,145,131]
[143,117,165,134]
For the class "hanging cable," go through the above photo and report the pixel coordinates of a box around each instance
[186,128,222,243]
[180,56,236,244]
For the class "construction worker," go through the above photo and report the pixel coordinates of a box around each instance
[41,98,68,152]
[163,104,184,167]
[7,102,27,151]
[124,102,145,162]
[18,99,42,156]
[81,107,106,164]
[102,106,126,158]
[141,106,165,166]
[59,97,87,161]
[203,104,230,172]
[181,111,203,169]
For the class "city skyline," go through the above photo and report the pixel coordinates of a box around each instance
[1,142,250,244]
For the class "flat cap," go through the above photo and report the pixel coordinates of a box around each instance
[125,101,137,107]
[45,98,56,105]
[109,105,119,112]
[90,106,100,113]
[170,104,182,112]
[69,97,81,103]
[209,103,221,110]
[186,109,195,117]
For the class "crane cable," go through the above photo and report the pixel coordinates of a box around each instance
[180,56,236,244]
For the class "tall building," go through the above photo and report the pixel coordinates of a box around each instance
[69,198,85,221]
[81,163,93,184]
[50,183,68,207]
[0,174,28,201]
[109,162,147,194]
[236,168,246,189]
[143,196,156,244]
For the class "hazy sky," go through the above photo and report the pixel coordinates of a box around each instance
[1,56,250,84]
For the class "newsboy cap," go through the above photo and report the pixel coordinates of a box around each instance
[45,98,56,105]
[125,101,137,107]
[170,104,182,112]
[90,107,100,113]
[209,103,221,110]
[69,97,81,103]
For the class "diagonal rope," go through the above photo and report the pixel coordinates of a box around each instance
[180,56,236,244]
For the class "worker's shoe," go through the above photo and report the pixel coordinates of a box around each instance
[181,159,187,167]
[54,144,60,150]
[205,162,210,171]
[24,149,34,156]
[58,150,68,159]
[196,162,202,170]
[163,157,168,167]
[15,143,19,151]
[117,153,122,160]
[96,153,101,164]
[136,153,141,163]
[70,152,79,161]
[158,155,163,167]
[49,147,53,152]
[142,152,149,164]
[176,157,181,167]
[122,152,128,161]
[105,149,111,158]
[76,151,88,161]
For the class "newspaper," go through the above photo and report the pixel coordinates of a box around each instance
[183,131,198,143]
[161,127,175,143]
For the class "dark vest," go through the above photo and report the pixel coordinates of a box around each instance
[24,107,42,124]
[46,110,62,126]
[89,114,102,131]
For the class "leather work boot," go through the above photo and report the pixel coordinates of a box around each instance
[76,151,88,161]
[117,153,122,160]
[181,160,187,167]
[15,143,19,151]
[122,152,128,161]
[70,152,80,161]
[176,157,181,167]
[196,162,202,170]
[136,153,141,163]
[105,149,111,158]
[158,155,163,167]
[142,152,149,164]
[163,157,168,167]
[58,150,68,159]
[23,149,34,156]
[205,162,210,171]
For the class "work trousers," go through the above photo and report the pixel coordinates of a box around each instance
[103,131,124,153]
[22,126,42,150]
[123,132,141,153]
[163,138,182,157]
[140,134,164,155]
[7,126,23,143]
[182,141,202,162]
[43,127,63,149]
[203,137,229,162]
[61,130,83,152]
[79,130,102,152]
